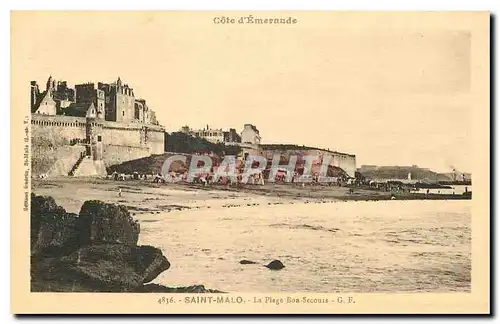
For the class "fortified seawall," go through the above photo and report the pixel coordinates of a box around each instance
[259,148,356,178]
[31,114,165,177]
[235,143,356,178]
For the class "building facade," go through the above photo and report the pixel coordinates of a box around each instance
[181,125,227,144]
[223,128,241,143]
[241,124,261,145]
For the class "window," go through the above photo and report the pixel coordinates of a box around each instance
[122,111,125,116]
[97,135,102,142]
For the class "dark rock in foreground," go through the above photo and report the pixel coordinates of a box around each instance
[239,260,258,265]
[265,260,285,270]
[30,195,80,257]
[78,200,140,246]
[30,194,217,293]
[136,245,171,283]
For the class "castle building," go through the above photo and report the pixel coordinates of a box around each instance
[135,98,158,125]
[63,102,99,118]
[32,90,57,115]
[31,76,157,125]
[31,76,60,115]
[53,81,75,110]
[72,83,105,119]
[134,98,146,123]
[31,76,77,115]
[30,76,166,178]
[97,77,136,123]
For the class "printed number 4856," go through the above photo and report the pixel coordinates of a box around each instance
[158,297,175,305]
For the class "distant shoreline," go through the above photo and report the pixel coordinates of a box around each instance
[32,177,471,217]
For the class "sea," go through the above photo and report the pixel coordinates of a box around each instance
[138,199,471,293]
[418,184,471,195]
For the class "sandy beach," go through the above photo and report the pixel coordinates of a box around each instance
[32,177,471,293]
[31,177,470,214]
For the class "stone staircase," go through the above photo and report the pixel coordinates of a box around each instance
[43,146,87,177]
[68,152,88,176]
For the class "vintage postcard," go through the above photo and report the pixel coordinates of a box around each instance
[10,11,490,314]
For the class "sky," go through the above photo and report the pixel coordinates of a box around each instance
[14,11,476,173]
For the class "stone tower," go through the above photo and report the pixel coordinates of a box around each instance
[86,117,103,161]
[46,75,56,94]
[96,89,105,119]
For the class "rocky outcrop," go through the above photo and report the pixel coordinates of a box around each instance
[30,195,80,256]
[136,245,170,283]
[30,194,217,293]
[78,200,140,246]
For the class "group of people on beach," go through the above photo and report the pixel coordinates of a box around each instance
[106,168,348,188]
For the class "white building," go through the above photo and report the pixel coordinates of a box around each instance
[241,124,261,145]
[182,125,225,143]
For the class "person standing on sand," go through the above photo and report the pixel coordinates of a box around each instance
[118,188,122,198]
